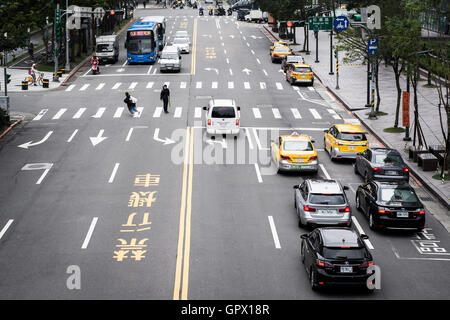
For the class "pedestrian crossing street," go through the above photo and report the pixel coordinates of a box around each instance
[64,80,314,92]
[32,105,344,122]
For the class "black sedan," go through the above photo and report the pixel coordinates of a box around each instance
[301,227,374,290]
[354,148,409,182]
[356,181,425,231]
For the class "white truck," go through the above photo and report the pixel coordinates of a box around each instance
[244,9,266,23]
[95,35,119,64]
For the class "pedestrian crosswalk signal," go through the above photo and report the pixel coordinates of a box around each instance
[6,73,11,84]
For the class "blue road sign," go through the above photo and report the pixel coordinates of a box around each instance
[334,16,349,32]
[368,38,378,55]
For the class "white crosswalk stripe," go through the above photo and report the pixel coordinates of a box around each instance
[291,108,302,119]
[174,107,182,118]
[79,84,90,91]
[327,109,341,119]
[272,108,282,119]
[228,81,234,89]
[134,107,144,117]
[244,82,251,89]
[129,82,138,89]
[92,107,106,118]
[195,107,202,119]
[308,86,315,91]
[52,108,67,119]
[153,107,163,118]
[33,109,48,121]
[276,82,283,90]
[164,81,170,87]
[96,83,105,90]
[196,81,202,89]
[73,108,86,119]
[180,81,187,89]
[309,108,322,119]
[112,82,122,90]
[146,81,154,89]
[260,82,266,89]
[252,108,261,119]
[114,107,124,118]
[212,81,218,89]
[65,84,75,91]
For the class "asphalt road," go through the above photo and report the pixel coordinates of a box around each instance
[1,4,450,300]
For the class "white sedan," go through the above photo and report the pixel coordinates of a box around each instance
[172,37,190,53]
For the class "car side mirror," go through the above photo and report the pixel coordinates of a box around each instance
[237,106,241,111]
[343,186,349,191]
[300,234,308,240]
[323,130,328,133]
[293,185,299,189]
[203,106,208,110]
[360,234,369,240]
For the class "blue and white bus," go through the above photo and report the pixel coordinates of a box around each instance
[141,16,166,51]
[125,20,162,64]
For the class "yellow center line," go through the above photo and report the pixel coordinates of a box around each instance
[191,19,198,75]
[173,127,190,300]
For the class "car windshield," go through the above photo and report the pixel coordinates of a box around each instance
[322,247,366,260]
[380,187,420,203]
[338,132,367,141]
[173,38,188,44]
[294,67,312,73]
[161,53,179,60]
[211,107,235,118]
[283,141,313,151]
[96,44,114,52]
[127,39,153,54]
[309,194,346,205]
[373,153,404,165]
[275,47,290,53]
[176,32,188,37]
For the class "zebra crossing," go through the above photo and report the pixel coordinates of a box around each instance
[64,81,295,92]
[32,106,343,122]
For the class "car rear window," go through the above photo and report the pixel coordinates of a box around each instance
[294,67,312,73]
[173,38,188,44]
[275,47,290,53]
[161,53,179,60]
[283,141,313,151]
[322,247,366,260]
[380,187,420,203]
[309,194,346,205]
[373,153,404,165]
[337,132,367,141]
[96,44,114,52]
[211,107,236,118]
[287,56,303,62]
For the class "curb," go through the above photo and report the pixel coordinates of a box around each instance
[0,117,24,140]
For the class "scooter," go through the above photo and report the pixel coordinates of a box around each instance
[227,8,232,15]
[199,8,204,16]
[208,8,213,15]
[92,61,99,75]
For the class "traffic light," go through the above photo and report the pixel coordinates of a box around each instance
[108,9,124,15]
[293,20,305,27]
[334,50,338,59]
[6,73,11,84]
[55,9,61,41]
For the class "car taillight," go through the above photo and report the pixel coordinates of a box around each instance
[309,155,318,161]
[280,155,290,160]
[317,259,332,268]
[403,168,409,173]
[207,119,211,126]
[236,119,239,126]
[378,208,391,214]
[416,210,425,215]
[304,205,316,212]
[339,206,351,213]
[373,167,382,172]
[361,261,374,268]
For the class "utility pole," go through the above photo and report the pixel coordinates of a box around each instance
[329,29,333,75]
[65,0,71,72]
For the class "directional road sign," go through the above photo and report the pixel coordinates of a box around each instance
[334,16,349,32]
[368,38,378,55]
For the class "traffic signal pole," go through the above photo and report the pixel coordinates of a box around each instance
[3,68,7,96]
[53,3,60,82]
[329,29,334,75]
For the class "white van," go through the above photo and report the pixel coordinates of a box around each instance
[159,45,181,72]
[203,99,240,137]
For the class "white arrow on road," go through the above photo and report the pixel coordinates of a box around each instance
[206,138,227,149]
[153,128,175,145]
[90,129,107,147]
[242,68,252,75]
[18,131,53,149]
[204,67,219,75]
[202,34,212,38]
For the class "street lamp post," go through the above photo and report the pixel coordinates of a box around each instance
[65,0,71,72]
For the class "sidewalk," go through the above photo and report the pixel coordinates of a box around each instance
[1,67,69,93]
[263,25,450,212]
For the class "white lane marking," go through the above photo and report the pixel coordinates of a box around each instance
[153,107,163,118]
[81,217,99,249]
[221,42,225,46]
[251,50,255,55]
[194,107,202,119]
[256,58,261,64]
[112,82,122,90]
[152,68,157,75]
[319,164,331,179]
[254,163,263,183]
[252,108,261,119]
[33,109,48,121]
[309,108,322,119]
[125,128,134,141]
[260,82,266,89]
[252,128,269,151]
[147,66,153,74]
[146,81,154,88]
[196,81,202,89]
[352,216,375,250]
[262,69,268,76]
[67,129,79,143]
[245,128,254,150]
[291,108,302,119]
[95,83,105,90]
[244,82,251,89]
[212,81,218,89]
[180,81,187,89]
[79,84,90,91]
[129,82,138,89]
[226,58,230,64]
[108,163,120,183]
[36,165,52,184]
[174,107,182,118]
[229,68,233,76]
[121,60,127,67]
[275,82,283,90]
[328,109,341,119]
[292,86,300,91]
[91,107,106,118]
[164,81,170,87]
[228,81,234,89]
[73,108,86,119]
[272,108,282,119]
[268,216,281,249]
[246,42,250,47]
[52,108,67,120]
[243,36,246,40]
[224,49,227,55]
[65,84,75,91]
[0,219,14,240]
[114,107,124,118]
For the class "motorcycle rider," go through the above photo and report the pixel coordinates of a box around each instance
[208,6,213,15]
[199,6,204,15]
[91,55,100,74]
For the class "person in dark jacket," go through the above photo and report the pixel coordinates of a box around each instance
[124,92,139,116]
[160,84,170,113]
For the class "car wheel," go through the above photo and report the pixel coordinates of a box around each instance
[290,77,295,85]
[310,269,318,290]
[301,244,305,263]
[330,148,336,162]
[369,213,376,230]
[356,194,362,212]
[354,163,359,175]
[294,195,297,208]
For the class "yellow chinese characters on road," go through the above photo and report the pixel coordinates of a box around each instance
[324,124,369,160]
[271,132,318,173]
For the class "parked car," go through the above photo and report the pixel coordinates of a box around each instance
[237,9,250,21]
[324,124,369,160]
[356,181,425,231]
[354,148,410,182]
[294,179,352,228]
[281,55,304,72]
[203,99,241,138]
[271,132,318,173]
[271,45,292,63]
[286,63,314,86]
[300,227,374,290]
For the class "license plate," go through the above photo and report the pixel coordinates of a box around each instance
[295,158,305,163]
[349,146,356,150]
[317,209,337,215]
[340,266,353,273]
[385,170,398,175]
[397,211,409,218]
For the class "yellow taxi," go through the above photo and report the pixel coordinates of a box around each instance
[285,63,314,86]
[271,132,318,173]
[323,124,369,160]
[271,45,292,63]
[270,40,289,54]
